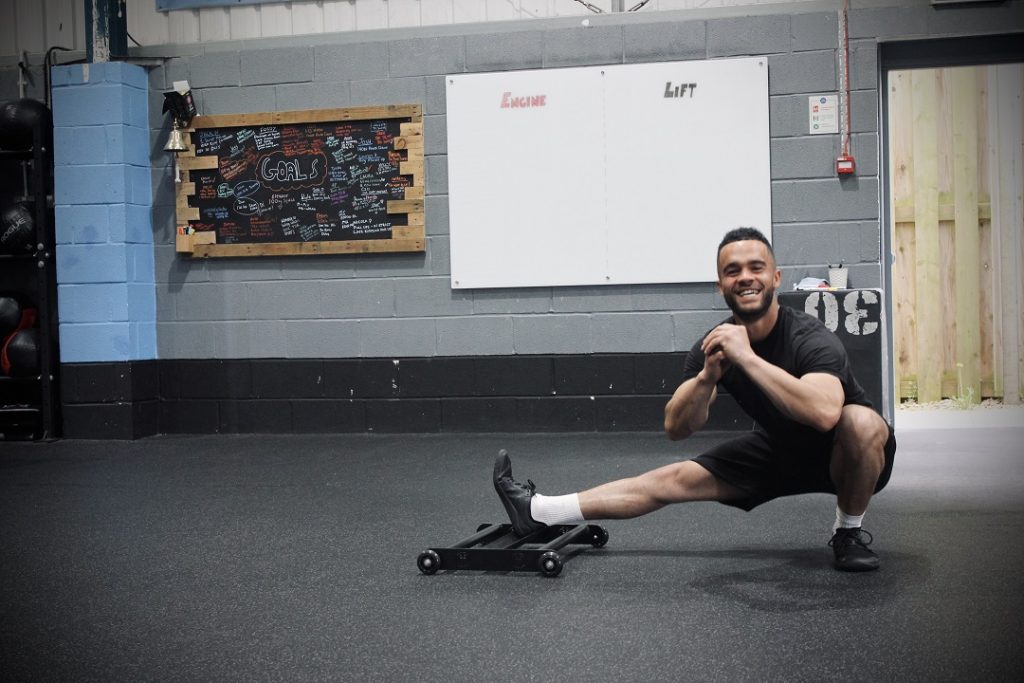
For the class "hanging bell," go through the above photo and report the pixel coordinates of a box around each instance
[164,119,188,152]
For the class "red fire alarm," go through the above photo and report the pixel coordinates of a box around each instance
[836,154,856,175]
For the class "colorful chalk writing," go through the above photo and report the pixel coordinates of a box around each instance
[187,116,412,245]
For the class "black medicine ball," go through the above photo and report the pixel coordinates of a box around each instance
[2,328,39,378]
[0,296,21,339]
[0,202,35,254]
[0,98,52,151]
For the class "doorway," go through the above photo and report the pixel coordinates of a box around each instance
[881,36,1024,407]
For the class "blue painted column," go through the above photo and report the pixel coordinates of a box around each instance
[51,62,157,366]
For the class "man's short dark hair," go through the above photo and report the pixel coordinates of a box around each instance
[718,227,774,259]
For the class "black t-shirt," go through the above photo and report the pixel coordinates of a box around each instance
[682,305,870,441]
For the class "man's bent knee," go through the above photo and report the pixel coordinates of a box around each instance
[831,405,889,489]
[836,405,889,452]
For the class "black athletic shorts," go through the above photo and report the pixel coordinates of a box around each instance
[692,422,896,512]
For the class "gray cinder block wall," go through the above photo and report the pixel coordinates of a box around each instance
[48,0,1024,435]
[144,3,891,363]
[140,0,1022,360]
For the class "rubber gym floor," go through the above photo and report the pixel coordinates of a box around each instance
[2,417,1022,681]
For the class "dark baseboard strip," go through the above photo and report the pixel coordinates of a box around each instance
[60,355,752,439]
[62,400,159,440]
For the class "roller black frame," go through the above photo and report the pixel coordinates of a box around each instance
[416,523,608,577]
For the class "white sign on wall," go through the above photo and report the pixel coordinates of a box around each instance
[808,94,839,134]
[446,58,771,289]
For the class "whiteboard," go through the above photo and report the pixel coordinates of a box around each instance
[446,58,771,289]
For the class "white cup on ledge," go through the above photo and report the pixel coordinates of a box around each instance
[828,264,848,289]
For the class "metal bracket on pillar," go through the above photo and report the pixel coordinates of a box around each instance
[86,0,128,63]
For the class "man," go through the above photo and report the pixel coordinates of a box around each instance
[494,227,896,572]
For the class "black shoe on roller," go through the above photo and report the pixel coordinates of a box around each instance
[493,449,546,537]
[829,527,881,572]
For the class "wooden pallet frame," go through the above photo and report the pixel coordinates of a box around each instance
[174,104,424,258]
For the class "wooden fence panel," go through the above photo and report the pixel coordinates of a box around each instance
[990,65,1024,404]
[910,69,944,403]
[951,67,982,403]
[889,71,916,402]
[889,65,1024,403]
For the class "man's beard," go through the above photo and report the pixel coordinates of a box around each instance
[724,285,775,323]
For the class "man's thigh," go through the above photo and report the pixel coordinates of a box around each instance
[692,431,794,511]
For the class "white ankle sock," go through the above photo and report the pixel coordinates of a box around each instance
[530,493,584,525]
[834,506,864,532]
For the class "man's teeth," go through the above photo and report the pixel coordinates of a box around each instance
[739,290,758,297]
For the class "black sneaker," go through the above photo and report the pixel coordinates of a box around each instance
[829,527,880,572]
[493,449,546,537]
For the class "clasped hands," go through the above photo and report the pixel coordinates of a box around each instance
[699,323,755,383]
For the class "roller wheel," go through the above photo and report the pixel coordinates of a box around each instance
[538,551,563,577]
[590,526,609,548]
[417,549,441,575]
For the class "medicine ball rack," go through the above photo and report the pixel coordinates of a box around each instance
[416,522,609,577]
[0,106,60,440]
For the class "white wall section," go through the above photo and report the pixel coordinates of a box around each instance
[1,0,823,57]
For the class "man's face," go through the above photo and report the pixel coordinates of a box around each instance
[716,239,780,323]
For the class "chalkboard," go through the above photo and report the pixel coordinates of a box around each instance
[173,105,424,258]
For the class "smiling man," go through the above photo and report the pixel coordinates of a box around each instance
[494,227,896,572]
